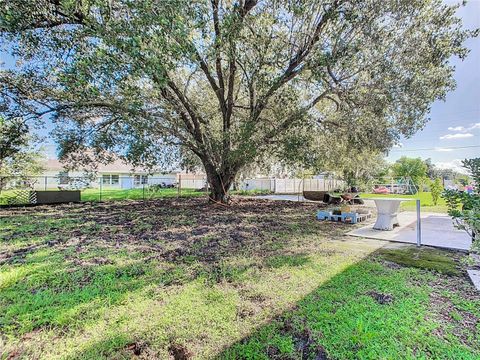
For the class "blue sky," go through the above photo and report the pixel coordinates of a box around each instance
[387,0,480,173]
[1,1,479,171]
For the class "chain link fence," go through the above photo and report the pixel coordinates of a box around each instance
[0,175,209,206]
[1,174,348,206]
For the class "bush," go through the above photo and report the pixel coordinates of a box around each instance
[430,178,443,206]
[443,158,479,250]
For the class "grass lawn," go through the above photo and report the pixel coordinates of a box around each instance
[80,187,203,202]
[1,198,479,359]
[1,188,198,205]
[361,192,448,213]
[1,188,272,205]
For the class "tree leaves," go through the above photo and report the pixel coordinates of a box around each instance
[0,0,475,201]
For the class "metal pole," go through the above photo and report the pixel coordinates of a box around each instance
[416,199,421,246]
[178,174,181,197]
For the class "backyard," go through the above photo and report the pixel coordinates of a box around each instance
[1,197,478,359]
[360,192,449,213]
[0,188,274,205]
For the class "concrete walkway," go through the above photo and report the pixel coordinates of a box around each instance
[348,212,472,251]
[254,194,311,202]
[252,195,471,251]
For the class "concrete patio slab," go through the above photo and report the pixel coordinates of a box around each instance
[254,194,311,202]
[253,194,378,207]
[347,212,472,251]
[467,270,480,291]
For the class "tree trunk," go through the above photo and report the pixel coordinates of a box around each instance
[203,160,236,204]
[207,171,235,204]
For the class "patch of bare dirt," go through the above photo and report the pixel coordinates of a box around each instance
[277,320,330,360]
[427,277,480,347]
[366,291,394,305]
[168,343,193,360]
[124,341,159,359]
[1,198,331,274]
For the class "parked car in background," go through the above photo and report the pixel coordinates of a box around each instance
[57,178,90,190]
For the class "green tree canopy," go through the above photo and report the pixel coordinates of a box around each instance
[0,0,475,202]
[0,117,45,191]
[0,117,29,168]
[391,156,428,185]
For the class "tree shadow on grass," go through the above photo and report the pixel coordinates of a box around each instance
[265,254,311,269]
[43,246,478,360]
[0,260,161,336]
[1,198,381,358]
[216,247,477,360]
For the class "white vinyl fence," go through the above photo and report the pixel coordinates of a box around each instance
[242,177,344,194]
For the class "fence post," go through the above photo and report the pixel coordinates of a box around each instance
[44,176,47,191]
[143,183,145,202]
[99,177,102,202]
[178,174,181,197]
[416,199,422,246]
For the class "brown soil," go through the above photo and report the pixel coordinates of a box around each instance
[0,198,330,271]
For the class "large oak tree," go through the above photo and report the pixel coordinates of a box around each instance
[0,0,474,202]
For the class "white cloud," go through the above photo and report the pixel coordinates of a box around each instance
[446,122,480,133]
[447,126,466,132]
[435,159,469,174]
[439,133,474,140]
[434,147,454,152]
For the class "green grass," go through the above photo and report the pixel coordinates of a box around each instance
[0,190,21,205]
[1,199,478,359]
[377,246,462,276]
[222,252,476,360]
[1,188,271,205]
[80,187,202,202]
[361,192,449,213]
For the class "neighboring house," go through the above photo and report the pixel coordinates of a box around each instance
[34,159,180,190]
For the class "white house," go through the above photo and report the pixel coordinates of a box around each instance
[34,159,180,190]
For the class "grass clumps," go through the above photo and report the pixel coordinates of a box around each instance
[222,260,479,360]
[378,246,461,276]
[1,199,478,359]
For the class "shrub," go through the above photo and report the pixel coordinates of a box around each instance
[443,158,480,250]
[430,178,443,206]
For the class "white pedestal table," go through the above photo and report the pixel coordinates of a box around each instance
[371,198,414,231]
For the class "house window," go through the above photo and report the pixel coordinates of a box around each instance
[134,175,148,185]
[58,171,69,184]
[102,174,120,185]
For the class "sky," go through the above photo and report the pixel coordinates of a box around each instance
[1,1,479,172]
[387,0,480,173]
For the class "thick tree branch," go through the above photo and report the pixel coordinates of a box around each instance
[260,89,331,146]
[252,0,340,121]
[211,0,225,95]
